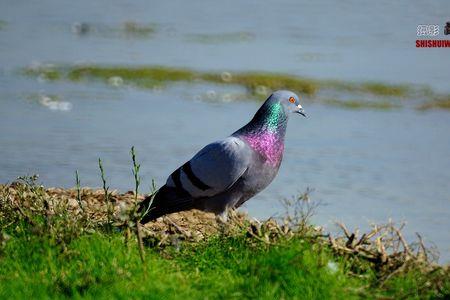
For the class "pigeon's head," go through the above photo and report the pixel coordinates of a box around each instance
[270,90,306,117]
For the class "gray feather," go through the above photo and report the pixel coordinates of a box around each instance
[139,90,303,223]
[172,136,251,197]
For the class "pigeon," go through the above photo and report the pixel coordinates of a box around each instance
[138,90,306,223]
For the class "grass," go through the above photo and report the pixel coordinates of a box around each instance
[98,158,112,231]
[1,170,449,299]
[0,151,448,299]
[0,217,448,299]
[0,230,361,299]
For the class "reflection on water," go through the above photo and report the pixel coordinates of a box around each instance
[0,0,449,261]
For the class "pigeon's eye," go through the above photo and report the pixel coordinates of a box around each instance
[289,97,295,103]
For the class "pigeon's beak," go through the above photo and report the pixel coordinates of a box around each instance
[296,104,307,117]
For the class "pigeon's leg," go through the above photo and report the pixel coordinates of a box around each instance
[216,210,229,223]
[196,190,240,216]
[215,209,230,236]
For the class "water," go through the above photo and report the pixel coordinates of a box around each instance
[0,1,449,261]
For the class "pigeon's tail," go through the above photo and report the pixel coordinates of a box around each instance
[138,185,195,224]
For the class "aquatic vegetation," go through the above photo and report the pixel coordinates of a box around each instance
[324,99,400,110]
[71,22,91,35]
[70,21,156,38]
[202,71,318,96]
[417,96,450,110]
[360,82,409,97]
[0,20,6,30]
[21,64,450,111]
[122,21,155,37]
[23,64,61,81]
[68,65,196,89]
[186,31,255,44]
[321,80,412,97]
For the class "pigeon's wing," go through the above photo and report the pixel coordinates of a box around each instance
[166,136,251,198]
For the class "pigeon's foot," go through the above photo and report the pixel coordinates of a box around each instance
[216,210,229,224]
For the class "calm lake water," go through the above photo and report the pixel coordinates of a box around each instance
[0,1,449,261]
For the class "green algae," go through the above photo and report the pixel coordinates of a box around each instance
[186,32,255,44]
[322,80,411,97]
[324,99,399,110]
[202,72,318,96]
[20,64,414,98]
[21,64,450,111]
[417,97,450,110]
[122,22,155,37]
[27,65,318,96]
[0,20,6,30]
[23,66,61,80]
[68,67,317,96]
[68,66,195,82]
[68,66,196,89]
[360,82,409,97]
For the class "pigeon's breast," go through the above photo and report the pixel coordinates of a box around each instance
[236,146,283,200]
[240,132,284,167]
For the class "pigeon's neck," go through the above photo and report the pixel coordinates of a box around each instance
[234,101,288,166]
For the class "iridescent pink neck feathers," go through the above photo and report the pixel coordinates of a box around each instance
[241,132,285,166]
[235,101,288,166]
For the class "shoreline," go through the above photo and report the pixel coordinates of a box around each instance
[1,179,448,298]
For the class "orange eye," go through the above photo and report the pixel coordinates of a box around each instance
[289,97,296,103]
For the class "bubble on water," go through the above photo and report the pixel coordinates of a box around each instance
[255,85,269,96]
[29,61,42,71]
[166,26,177,37]
[193,94,202,102]
[28,61,55,71]
[39,95,52,106]
[152,84,163,92]
[220,71,232,82]
[240,32,253,40]
[206,90,217,100]
[47,102,60,110]
[38,95,72,111]
[108,76,124,87]
[58,102,73,111]
[71,22,90,35]
[221,93,233,102]
[37,74,47,83]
